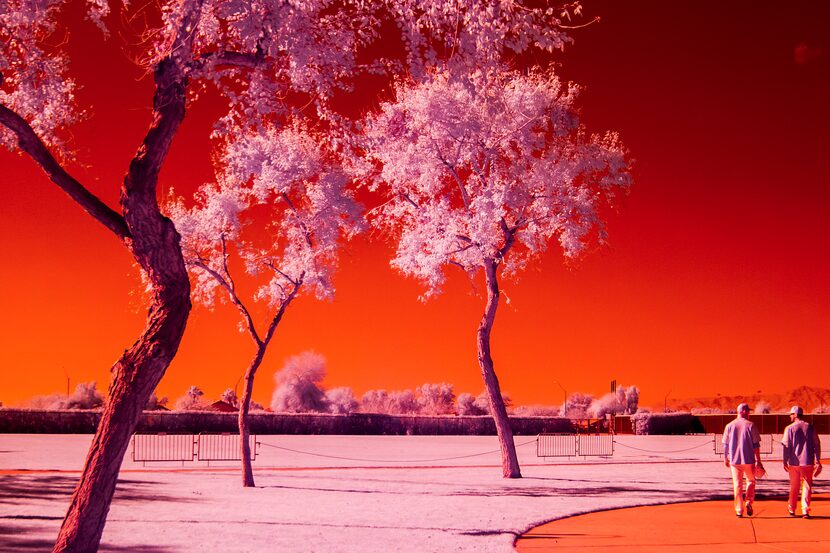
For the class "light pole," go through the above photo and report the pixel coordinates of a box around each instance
[554,380,567,405]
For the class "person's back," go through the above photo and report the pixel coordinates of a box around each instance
[783,418,818,466]
[723,417,759,465]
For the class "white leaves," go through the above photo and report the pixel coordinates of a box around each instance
[165,121,363,310]
[0,0,82,152]
[364,68,631,296]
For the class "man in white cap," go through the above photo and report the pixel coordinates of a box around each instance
[722,402,763,517]
[782,405,822,518]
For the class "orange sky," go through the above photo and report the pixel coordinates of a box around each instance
[1,0,828,409]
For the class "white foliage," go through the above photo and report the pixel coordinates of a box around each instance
[270,351,330,413]
[754,400,771,415]
[417,382,455,415]
[166,121,364,309]
[220,388,239,408]
[174,386,208,410]
[27,381,105,410]
[364,69,631,297]
[326,387,358,415]
[561,392,594,419]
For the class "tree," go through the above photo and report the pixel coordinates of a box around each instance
[166,121,361,487]
[2,0,594,545]
[363,69,630,477]
[271,351,331,413]
[173,385,207,411]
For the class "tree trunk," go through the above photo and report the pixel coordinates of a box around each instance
[53,58,191,552]
[477,259,521,478]
[239,346,267,487]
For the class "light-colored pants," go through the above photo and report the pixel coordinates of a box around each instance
[787,465,814,515]
[730,464,756,515]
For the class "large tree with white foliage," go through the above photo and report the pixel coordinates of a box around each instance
[166,122,362,487]
[363,68,631,477]
[1,0,587,547]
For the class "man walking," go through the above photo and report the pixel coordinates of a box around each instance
[782,405,822,518]
[722,403,763,517]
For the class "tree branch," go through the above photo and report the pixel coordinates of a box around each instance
[190,258,263,346]
[261,272,304,348]
[0,104,129,239]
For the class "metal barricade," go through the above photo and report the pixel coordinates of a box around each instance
[131,434,195,465]
[197,433,259,462]
[536,433,613,458]
[537,434,578,457]
[578,434,614,457]
[714,434,773,455]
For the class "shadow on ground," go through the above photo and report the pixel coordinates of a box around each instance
[0,524,177,553]
[0,474,194,506]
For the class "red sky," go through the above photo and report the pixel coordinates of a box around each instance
[1,0,828,409]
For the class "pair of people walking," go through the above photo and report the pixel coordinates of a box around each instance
[722,403,822,518]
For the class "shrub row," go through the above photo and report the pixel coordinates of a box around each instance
[0,408,575,436]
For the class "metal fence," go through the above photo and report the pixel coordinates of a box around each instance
[714,433,774,456]
[536,433,614,458]
[132,433,195,463]
[197,433,258,461]
[130,433,258,464]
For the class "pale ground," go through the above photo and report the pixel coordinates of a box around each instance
[0,434,826,552]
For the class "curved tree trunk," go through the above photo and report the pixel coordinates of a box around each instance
[239,346,267,487]
[477,259,521,478]
[53,58,191,553]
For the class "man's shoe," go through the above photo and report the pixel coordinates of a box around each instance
[745,503,753,516]
[804,513,812,519]
[735,512,742,517]
[789,510,796,517]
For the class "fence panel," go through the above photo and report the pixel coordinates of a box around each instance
[578,434,614,456]
[715,434,773,456]
[131,433,195,462]
[537,434,578,457]
[197,433,258,461]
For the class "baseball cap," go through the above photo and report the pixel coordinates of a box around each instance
[737,403,749,413]
[789,405,803,416]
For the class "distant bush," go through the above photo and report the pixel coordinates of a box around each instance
[511,404,560,417]
[561,392,594,419]
[174,386,209,411]
[631,412,694,435]
[271,351,330,413]
[417,383,455,415]
[456,393,488,416]
[220,388,239,408]
[145,393,169,410]
[754,401,771,414]
[27,381,104,410]
[813,405,830,414]
[326,387,358,414]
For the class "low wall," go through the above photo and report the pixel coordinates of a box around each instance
[0,409,575,436]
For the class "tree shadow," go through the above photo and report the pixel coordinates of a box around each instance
[0,523,178,553]
[0,474,194,506]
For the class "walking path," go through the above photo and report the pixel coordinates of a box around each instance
[516,493,830,552]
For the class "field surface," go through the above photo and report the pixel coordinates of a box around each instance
[1,434,825,552]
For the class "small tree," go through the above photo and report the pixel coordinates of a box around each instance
[271,351,331,414]
[364,69,630,477]
[174,386,207,411]
[417,383,456,415]
[167,121,362,487]
[562,392,595,419]
[220,388,239,409]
